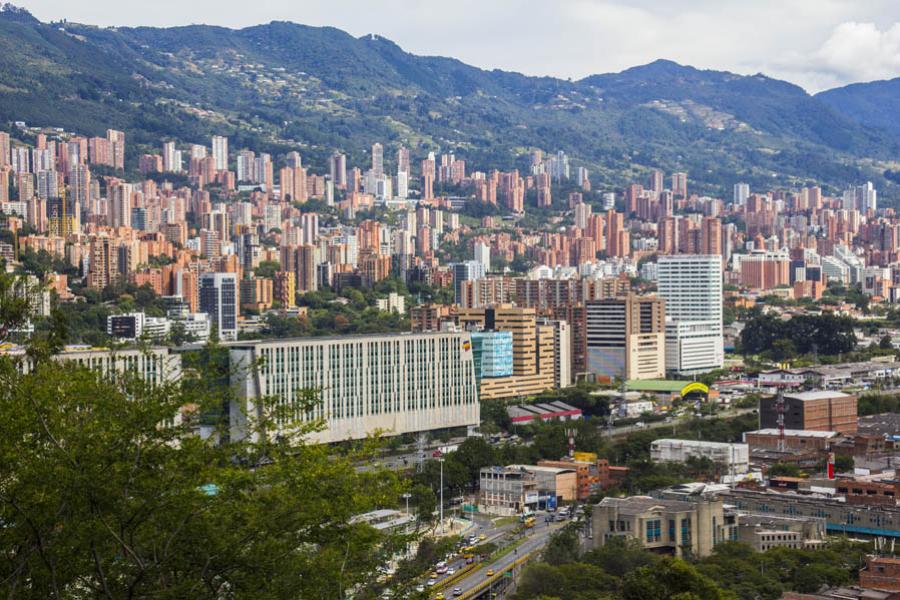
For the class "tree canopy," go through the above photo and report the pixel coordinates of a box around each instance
[0,273,406,598]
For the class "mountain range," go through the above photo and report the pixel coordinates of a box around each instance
[2,4,899,200]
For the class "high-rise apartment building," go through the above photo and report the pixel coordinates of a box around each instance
[605,210,629,258]
[474,241,491,273]
[737,251,791,290]
[657,255,724,374]
[0,131,9,168]
[106,129,125,170]
[733,183,750,206]
[671,172,688,198]
[371,142,384,177]
[585,294,666,380]
[329,152,347,188]
[397,146,410,174]
[199,272,237,341]
[162,141,181,173]
[451,261,486,304]
[211,136,228,171]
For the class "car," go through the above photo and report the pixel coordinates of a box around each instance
[416,585,425,592]
[485,569,495,577]
[427,578,437,586]
[478,533,486,541]
[434,594,445,600]
[453,587,463,596]
[446,567,456,575]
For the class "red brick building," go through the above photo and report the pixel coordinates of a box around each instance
[860,556,900,591]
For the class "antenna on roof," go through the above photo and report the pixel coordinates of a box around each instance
[776,388,786,453]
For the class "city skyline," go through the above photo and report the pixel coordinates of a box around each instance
[18,0,900,92]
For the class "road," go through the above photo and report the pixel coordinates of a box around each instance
[438,518,568,599]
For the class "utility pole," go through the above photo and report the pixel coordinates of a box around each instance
[775,388,786,453]
[439,456,445,534]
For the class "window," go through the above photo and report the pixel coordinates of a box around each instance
[646,519,661,543]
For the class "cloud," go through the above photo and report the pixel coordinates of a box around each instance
[17,0,900,92]
[763,20,900,91]
[814,21,900,83]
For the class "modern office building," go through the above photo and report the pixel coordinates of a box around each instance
[470,331,514,380]
[107,312,171,341]
[8,345,182,387]
[657,255,724,374]
[199,272,238,341]
[585,294,665,381]
[457,305,556,399]
[228,332,480,444]
[759,391,858,434]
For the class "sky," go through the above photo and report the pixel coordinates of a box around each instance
[17,0,900,92]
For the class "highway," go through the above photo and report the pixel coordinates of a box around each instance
[443,519,568,599]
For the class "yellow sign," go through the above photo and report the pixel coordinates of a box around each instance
[573,451,598,463]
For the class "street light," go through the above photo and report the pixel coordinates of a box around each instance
[401,492,412,516]
[439,456,445,534]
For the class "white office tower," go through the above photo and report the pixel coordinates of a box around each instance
[733,183,750,207]
[474,241,491,273]
[199,272,238,342]
[228,332,480,444]
[211,136,228,171]
[657,255,724,375]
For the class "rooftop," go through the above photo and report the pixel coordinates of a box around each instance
[625,379,692,392]
[598,495,697,515]
[652,438,747,449]
[784,390,853,402]
[858,413,900,438]
[748,428,839,439]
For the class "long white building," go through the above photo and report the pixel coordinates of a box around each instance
[650,438,749,473]
[657,255,724,374]
[229,332,481,444]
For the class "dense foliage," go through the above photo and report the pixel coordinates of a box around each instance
[0,273,406,598]
[739,311,857,359]
[516,534,869,600]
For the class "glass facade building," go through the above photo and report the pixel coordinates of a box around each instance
[470,331,514,381]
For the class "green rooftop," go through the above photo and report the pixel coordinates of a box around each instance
[625,379,696,393]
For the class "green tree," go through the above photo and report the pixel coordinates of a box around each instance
[255,260,280,278]
[452,436,497,488]
[0,330,404,597]
[543,526,581,566]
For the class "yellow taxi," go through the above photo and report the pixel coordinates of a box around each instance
[485,569,495,577]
